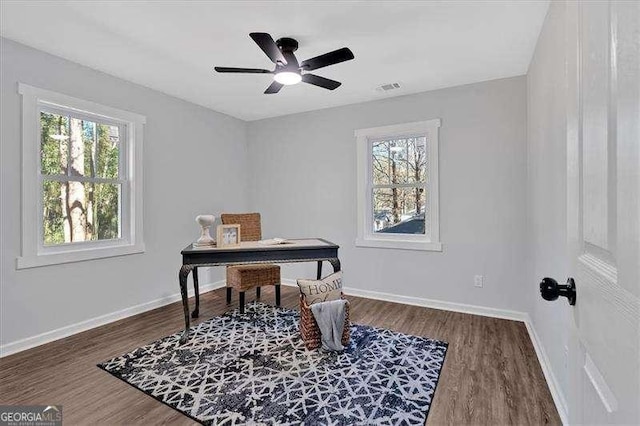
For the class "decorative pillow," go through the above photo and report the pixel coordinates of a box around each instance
[297,271,343,305]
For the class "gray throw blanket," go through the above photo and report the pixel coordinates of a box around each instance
[310,299,348,351]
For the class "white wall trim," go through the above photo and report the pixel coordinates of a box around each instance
[17,82,146,269]
[18,83,147,124]
[0,280,226,358]
[281,279,527,321]
[524,315,569,424]
[16,243,146,269]
[354,238,442,252]
[355,118,441,251]
[283,278,567,423]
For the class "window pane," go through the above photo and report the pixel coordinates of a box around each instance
[372,137,427,185]
[42,180,65,245]
[41,113,120,179]
[96,124,120,179]
[69,119,120,179]
[373,187,426,234]
[372,140,391,185]
[43,180,121,245]
[407,137,427,183]
[40,112,69,176]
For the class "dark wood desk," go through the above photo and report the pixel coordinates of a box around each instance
[178,238,340,343]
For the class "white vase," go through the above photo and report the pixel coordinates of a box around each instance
[194,215,216,247]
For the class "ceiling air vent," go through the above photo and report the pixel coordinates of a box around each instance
[376,83,401,92]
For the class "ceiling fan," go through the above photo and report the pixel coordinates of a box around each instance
[214,33,354,94]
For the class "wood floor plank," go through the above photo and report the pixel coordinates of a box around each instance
[0,285,561,425]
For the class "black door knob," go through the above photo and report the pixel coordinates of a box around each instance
[540,277,576,305]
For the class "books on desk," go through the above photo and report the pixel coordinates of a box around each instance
[185,238,331,252]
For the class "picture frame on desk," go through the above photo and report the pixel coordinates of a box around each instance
[217,224,241,247]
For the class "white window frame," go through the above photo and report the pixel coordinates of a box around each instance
[355,119,442,251]
[17,83,145,269]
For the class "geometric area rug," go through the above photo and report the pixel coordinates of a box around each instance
[98,302,448,425]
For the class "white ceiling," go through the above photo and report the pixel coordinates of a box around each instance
[1,1,548,121]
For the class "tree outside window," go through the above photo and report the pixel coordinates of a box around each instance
[371,137,428,235]
[40,111,122,245]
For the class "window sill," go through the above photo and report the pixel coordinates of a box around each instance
[16,243,145,269]
[355,238,442,252]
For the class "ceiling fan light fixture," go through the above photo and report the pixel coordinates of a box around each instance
[214,33,354,93]
[274,71,302,85]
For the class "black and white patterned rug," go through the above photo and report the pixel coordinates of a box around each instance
[98,302,448,425]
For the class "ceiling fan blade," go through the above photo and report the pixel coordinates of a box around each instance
[249,32,287,65]
[301,74,341,90]
[264,81,284,94]
[214,67,272,74]
[300,47,354,71]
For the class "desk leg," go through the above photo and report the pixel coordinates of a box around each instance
[316,261,323,279]
[329,258,341,272]
[191,267,200,318]
[179,265,194,344]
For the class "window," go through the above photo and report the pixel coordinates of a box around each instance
[17,84,145,268]
[355,119,441,251]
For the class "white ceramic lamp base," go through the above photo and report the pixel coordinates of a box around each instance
[193,214,216,247]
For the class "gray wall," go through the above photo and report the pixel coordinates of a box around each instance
[1,37,536,354]
[526,0,570,411]
[247,76,528,312]
[0,38,249,346]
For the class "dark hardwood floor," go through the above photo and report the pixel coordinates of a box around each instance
[0,285,560,425]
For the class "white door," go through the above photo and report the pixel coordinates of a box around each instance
[566,0,640,424]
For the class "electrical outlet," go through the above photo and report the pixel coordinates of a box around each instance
[474,275,484,288]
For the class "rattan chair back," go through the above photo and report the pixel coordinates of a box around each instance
[221,213,262,241]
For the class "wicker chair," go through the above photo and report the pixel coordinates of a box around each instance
[221,213,281,314]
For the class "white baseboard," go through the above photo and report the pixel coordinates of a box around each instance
[282,279,527,321]
[0,280,227,358]
[283,278,567,424]
[524,315,569,425]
